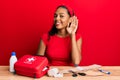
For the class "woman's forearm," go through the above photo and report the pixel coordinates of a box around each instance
[71,34,82,65]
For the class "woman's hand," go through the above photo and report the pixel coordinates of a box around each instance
[66,16,78,35]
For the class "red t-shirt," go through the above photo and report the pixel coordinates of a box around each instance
[41,33,81,66]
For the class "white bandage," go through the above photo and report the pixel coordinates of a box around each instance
[47,68,63,77]
[54,73,63,77]
[76,64,102,71]
[76,66,84,71]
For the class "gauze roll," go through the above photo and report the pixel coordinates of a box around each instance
[47,68,59,77]
[47,68,63,77]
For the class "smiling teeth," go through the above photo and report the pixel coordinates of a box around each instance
[56,23,60,24]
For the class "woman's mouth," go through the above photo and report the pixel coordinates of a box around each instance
[56,22,60,26]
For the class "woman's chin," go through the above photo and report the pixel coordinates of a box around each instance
[56,26,62,29]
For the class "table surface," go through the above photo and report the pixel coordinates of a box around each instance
[0,66,120,80]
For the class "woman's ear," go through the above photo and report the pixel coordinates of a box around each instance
[69,17,72,22]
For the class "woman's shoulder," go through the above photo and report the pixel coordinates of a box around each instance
[40,32,49,42]
[40,32,49,46]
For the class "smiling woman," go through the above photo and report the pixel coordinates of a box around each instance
[37,5,82,66]
[0,0,120,66]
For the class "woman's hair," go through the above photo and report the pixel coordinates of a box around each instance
[48,5,74,40]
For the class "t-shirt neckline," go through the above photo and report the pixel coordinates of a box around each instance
[55,34,70,39]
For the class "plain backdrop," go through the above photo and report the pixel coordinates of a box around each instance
[0,0,120,65]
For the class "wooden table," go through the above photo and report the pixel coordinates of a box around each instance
[0,66,120,80]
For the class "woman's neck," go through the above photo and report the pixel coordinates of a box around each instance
[57,29,69,37]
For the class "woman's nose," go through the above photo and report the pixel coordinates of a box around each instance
[55,16,60,21]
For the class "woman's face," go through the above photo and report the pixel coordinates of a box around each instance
[54,7,70,30]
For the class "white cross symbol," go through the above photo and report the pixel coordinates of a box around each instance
[28,57,35,62]
[24,57,36,64]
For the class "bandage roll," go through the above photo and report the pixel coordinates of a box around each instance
[47,68,59,77]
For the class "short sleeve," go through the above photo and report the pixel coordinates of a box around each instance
[41,33,49,46]
[76,33,82,41]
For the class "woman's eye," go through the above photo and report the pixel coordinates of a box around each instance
[54,14,64,18]
[54,15,57,18]
[60,15,64,18]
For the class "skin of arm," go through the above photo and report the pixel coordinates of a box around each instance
[37,40,46,56]
[67,16,82,65]
[71,34,82,65]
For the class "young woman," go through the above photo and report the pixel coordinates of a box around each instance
[37,5,82,66]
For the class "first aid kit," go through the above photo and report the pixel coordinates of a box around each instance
[14,55,49,78]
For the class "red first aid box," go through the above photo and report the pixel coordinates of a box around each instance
[14,55,49,78]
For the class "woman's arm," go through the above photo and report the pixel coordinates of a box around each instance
[37,40,46,56]
[67,16,82,65]
[71,34,82,65]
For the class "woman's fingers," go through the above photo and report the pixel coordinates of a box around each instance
[67,16,78,34]
[72,16,78,33]
[71,16,77,28]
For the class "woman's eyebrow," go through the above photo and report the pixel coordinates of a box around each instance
[59,13,65,14]
[55,13,65,15]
